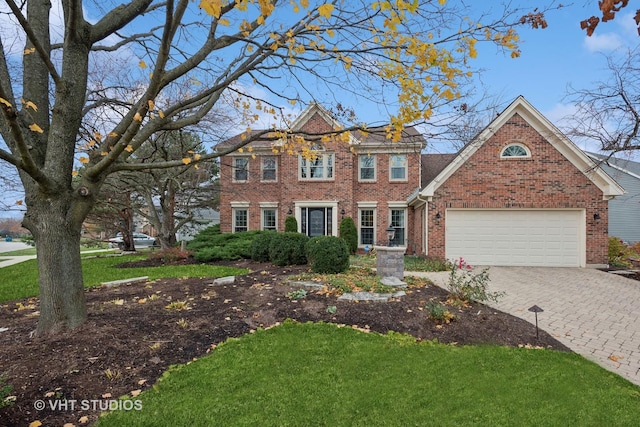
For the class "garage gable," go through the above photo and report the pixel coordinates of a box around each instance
[420,96,624,200]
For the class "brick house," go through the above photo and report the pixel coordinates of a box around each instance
[219,97,624,267]
[218,103,426,251]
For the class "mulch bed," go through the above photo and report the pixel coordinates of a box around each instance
[0,258,584,426]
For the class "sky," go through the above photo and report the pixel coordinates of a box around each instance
[1,1,639,218]
[462,2,640,156]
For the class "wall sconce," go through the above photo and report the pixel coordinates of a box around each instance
[435,212,441,219]
[386,225,396,247]
[593,213,600,221]
[287,208,292,215]
[341,208,345,219]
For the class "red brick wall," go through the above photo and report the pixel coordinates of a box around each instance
[220,112,422,246]
[426,113,608,265]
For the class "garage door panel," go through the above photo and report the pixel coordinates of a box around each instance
[445,210,583,267]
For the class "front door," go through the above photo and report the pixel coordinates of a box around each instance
[308,208,326,237]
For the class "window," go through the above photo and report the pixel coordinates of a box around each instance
[262,209,277,230]
[300,153,334,179]
[359,209,375,245]
[261,156,277,181]
[233,209,248,232]
[359,155,376,181]
[390,154,407,181]
[501,143,530,158]
[233,158,249,181]
[390,209,406,246]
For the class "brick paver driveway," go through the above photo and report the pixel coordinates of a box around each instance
[410,267,640,386]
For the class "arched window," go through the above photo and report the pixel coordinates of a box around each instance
[500,143,530,158]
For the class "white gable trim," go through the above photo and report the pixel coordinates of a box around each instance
[420,96,625,200]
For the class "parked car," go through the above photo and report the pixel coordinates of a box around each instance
[108,233,157,250]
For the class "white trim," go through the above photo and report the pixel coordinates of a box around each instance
[294,201,339,237]
[259,202,279,208]
[260,207,278,231]
[260,155,278,182]
[357,201,378,208]
[388,201,408,208]
[231,207,249,232]
[420,96,625,200]
[388,207,407,246]
[230,201,250,208]
[298,153,335,181]
[232,157,249,182]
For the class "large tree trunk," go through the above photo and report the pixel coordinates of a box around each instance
[24,197,87,335]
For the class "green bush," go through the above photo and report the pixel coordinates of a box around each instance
[284,216,298,232]
[608,237,633,268]
[189,230,262,262]
[269,232,308,266]
[339,217,358,254]
[250,231,277,262]
[305,236,350,273]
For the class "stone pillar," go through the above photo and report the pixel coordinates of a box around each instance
[375,246,406,279]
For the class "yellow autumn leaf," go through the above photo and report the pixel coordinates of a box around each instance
[72,171,78,177]
[158,110,165,119]
[79,156,89,164]
[24,47,36,55]
[0,97,12,108]
[21,99,38,111]
[29,421,42,427]
[131,389,142,397]
[218,18,230,26]
[108,132,118,137]
[148,100,155,110]
[101,151,108,156]
[194,153,202,161]
[78,415,90,423]
[29,123,44,133]
[15,200,23,205]
[182,157,192,164]
[238,147,244,153]
[125,145,134,152]
[139,60,147,69]
[134,112,143,121]
[318,3,334,18]
[200,0,222,17]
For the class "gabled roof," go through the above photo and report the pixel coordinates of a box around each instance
[586,152,640,181]
[216,103,425,153]
[421,153,456,187]
[419,96,625,200]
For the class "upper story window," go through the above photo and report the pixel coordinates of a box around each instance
[500,143,531,158]
[261,156,277,181]
[233,157,249,182]
[300,153,334,180]
[389,154,407,181]
[359,155,376,181]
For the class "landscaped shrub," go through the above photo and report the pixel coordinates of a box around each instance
[250,231,277,262]
[149,247,193,264]
[190,230,262,262]
[269,232,308,266]
[339,217,358,254]
[608,237,633,268]
[284,216,298,232]
[305,236,350,273]
[447,257,503,303]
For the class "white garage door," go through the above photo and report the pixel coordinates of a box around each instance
[445,210,584,267]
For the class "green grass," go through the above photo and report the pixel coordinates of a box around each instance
[0,255,248,302]
[97,322,640,426]
[0,246,116,257]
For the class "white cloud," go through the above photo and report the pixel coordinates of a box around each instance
[583,32,624,53]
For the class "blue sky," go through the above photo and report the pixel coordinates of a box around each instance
[466,3,640,155]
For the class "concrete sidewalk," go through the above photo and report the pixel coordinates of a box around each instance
[408,267,640,386]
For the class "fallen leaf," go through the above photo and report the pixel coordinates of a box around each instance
[609,355,619,362]
[131,389,142,397]
[138,379,147,385]
[44,391,55,397]
[29,421,42,427]
[78,416,89,424]
[138,298,147,304]
[63,423,75,427]
[102,393,112,398]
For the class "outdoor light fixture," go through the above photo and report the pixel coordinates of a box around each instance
[435,212,441,219]
[593,213,601,221]
[528,305,544,339]
[287,208,292,215]
[341,208,346,218]
[386,225,396,247]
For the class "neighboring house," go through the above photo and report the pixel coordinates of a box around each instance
[218,103,426,252]
[417,96,624,267]
[219,97,624,268]
[586,153,640,244]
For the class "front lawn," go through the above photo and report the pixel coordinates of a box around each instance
[0,255,248,302]
[97,321,640,426]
